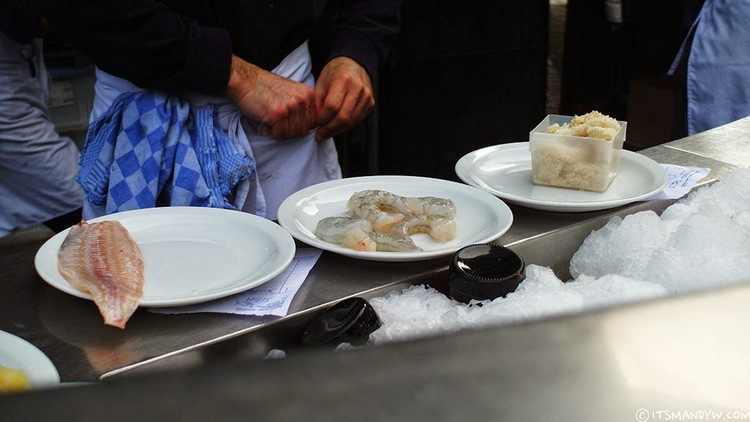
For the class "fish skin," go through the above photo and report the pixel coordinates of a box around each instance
[58,220,145,329]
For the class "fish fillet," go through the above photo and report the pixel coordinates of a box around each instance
[58,220,145,329]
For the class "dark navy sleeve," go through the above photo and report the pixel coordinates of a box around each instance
[329,0,404,78]
[34,0,232,95]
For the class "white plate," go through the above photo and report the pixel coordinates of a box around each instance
[277,175,513,262]
[35,207,296,307]
[0,330,60,389]
[455,142,668,212]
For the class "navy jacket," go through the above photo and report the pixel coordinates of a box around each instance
[1,0,402,95]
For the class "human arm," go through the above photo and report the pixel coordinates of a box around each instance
[222,0,403,140]
[32,0,320,138]
[29,0,402,140]
[326,0,404,81]
[226,55,317,140]
[314,56,374,141]
[312,0,403,140]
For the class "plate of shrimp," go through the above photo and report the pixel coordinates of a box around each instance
[277,176,514,262]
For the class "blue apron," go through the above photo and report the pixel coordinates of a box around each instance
[674,0,750,134]
[0,32,83,236]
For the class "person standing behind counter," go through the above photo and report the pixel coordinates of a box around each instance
[14,0,402,221]
[668,0,750,136]
[0,27,83,237]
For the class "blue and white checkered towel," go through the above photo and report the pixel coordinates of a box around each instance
[78,92,255,214]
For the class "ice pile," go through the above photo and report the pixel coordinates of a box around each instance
[368,167,750,345]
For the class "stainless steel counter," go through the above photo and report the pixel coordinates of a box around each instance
[2,117,749,420]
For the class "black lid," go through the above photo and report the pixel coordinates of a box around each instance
[301,297,382,347]
[448,244,525,303]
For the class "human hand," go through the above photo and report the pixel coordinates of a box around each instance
[226,55,316,139]
[314,56,375,141]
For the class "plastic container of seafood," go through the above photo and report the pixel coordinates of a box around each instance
[529,114,627,192]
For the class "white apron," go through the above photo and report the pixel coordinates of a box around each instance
[0,33,83,236]
[87,41,341,220]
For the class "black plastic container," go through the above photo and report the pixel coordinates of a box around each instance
[448,244,526,303]
[301,297,381,347]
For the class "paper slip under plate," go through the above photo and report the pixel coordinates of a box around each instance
[646,164,711,200]
[151,248,322,317]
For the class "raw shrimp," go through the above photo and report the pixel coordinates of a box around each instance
[402,196,456,218]
[315,216,422,252]
[389,214,457,243]
[348,190,456,218]
[369,231,422,252]
[346,190,457,244]
[315,217,377,251]
[347,190,407,232]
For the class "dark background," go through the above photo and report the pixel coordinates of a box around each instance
[336,0,549,181]
[333,0,703,179]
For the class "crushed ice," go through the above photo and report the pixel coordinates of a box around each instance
[368,167,750,345]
